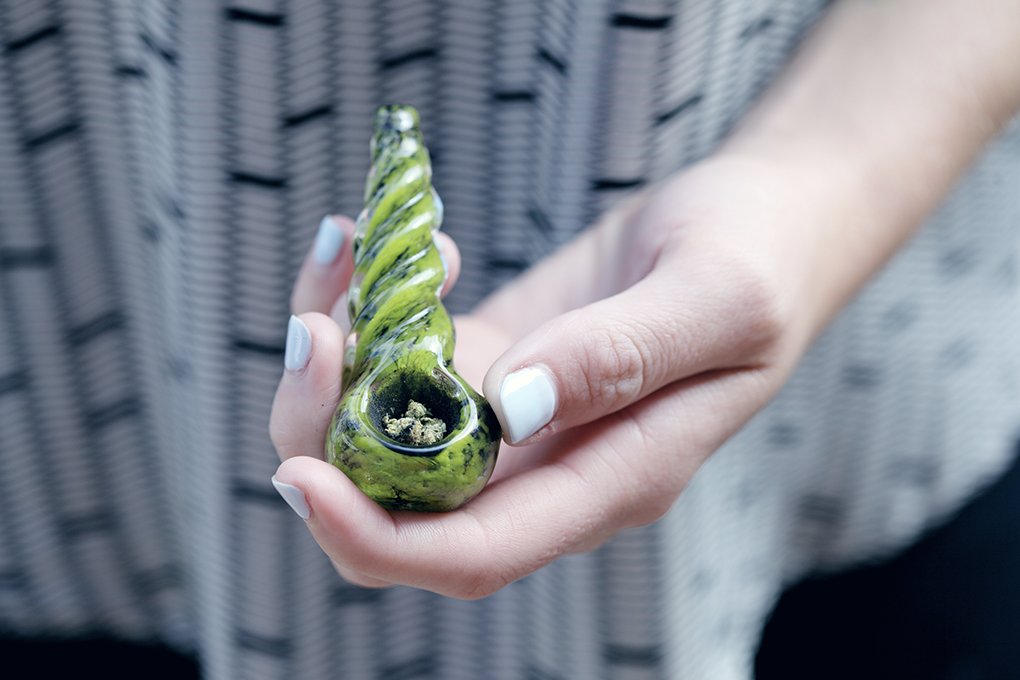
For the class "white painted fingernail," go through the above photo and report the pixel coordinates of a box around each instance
[272,476,310,519]
[313,215,345,265]
[284,315,311,372]
[499,366,557,444]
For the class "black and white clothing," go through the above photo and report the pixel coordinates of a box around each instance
[1,1,1017,678]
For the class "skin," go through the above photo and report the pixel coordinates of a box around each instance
[270,0,1020,596]
[326,106,500,513]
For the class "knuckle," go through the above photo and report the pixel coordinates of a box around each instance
[455,568,511,601]
[575,321,649,412]
[439,513,517,600]
[268,401,301,459]
[603,412,684,528]
[716,249,788,360]
[268,424,295,459]
[268,411,288,451]
[629,492,676,527]
[620,461,680,527]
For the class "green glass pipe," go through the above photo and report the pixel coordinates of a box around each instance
[326,105,501,512]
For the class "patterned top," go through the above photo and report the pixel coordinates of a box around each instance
[0,1,1017,679]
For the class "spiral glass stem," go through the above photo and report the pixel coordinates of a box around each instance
[326,105,501,512]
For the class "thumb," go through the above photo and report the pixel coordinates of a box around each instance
[481,255,780,445]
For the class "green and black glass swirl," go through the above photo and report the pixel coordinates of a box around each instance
[326,105,501,512]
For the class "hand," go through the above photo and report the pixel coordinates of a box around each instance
[269,0,1020,599]
[269,156,824,598]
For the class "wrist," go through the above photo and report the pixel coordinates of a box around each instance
[712,136,879,340]
[708,0,1020,343]
[672,148,864,356]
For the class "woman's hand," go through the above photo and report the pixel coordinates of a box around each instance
[269,0,1020,598]
[269,155,832,597]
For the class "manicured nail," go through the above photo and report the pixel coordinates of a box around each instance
[313,215,345,266]
[272,476,310,519]
[499,366,557,444]
[284,315,311,372]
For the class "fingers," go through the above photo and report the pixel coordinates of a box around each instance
[292,215,358,318]
[273,449,603,599]
[482,243,786,445]
[291,214,462,327]
[273,220,466,590]
[271,364,773,599]
[269,312,346,462]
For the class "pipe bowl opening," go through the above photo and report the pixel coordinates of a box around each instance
[366,366,468,453]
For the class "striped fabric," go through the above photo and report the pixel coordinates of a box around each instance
[1,1,1017,679]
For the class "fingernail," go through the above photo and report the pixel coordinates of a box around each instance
[499,366,557,444]
[272,476,311,519]
[431,233,449,295]
[284,315,311,372]
[313,215,345,266]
